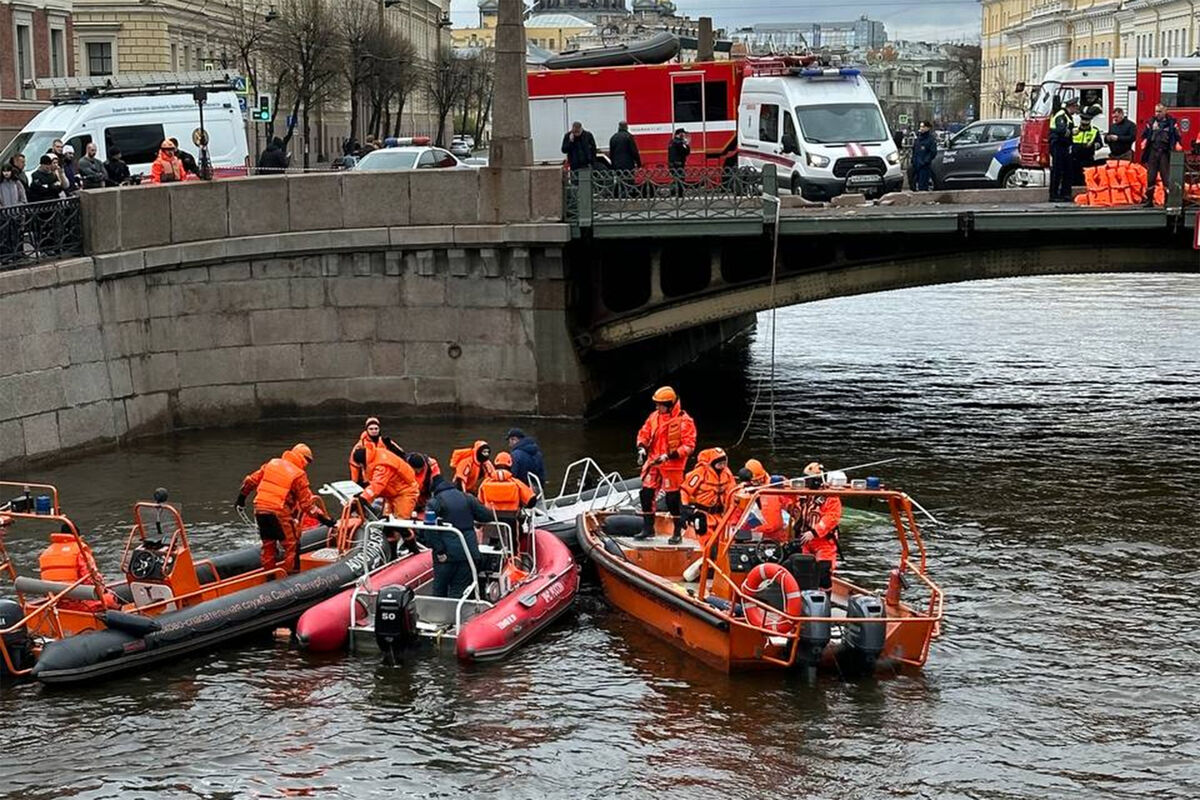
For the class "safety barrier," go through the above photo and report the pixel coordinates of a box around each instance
[0,197,82,269]
[565,165,775,227]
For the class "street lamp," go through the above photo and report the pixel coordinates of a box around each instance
[264,6,279,22]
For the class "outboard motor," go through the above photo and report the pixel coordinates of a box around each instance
[837,595,886,677]
[798,589,831,676]
[0,598,32,677]
[375,585,418,663]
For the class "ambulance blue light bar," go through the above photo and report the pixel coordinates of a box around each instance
[796,67,862,78]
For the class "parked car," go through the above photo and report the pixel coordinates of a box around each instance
[449,139,472,158]
[352,141,473,171]
[930,119,1023,189]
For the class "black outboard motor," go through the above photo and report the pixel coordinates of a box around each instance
[798,589,831,677]
[375,585,418,663]
[0,598,32,677]
[836,595,886,677]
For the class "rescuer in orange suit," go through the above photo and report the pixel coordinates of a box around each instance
[359,439,420,519]
[149,139,185,184]
[681,447,737,541]
[348,416,384,486]
[453,440,496,495]
[795,462,843,570]
[237,443,335,575]
[478,452,539,549]
[405,452,442,512]
[636,386,697,543]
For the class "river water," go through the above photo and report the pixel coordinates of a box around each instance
[2,274,1198,799]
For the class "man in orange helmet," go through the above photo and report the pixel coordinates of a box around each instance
[635,386,697,543]
[681,447,736,542]
[795,462,842,570]
[237,443,335,575]
[149,139,185,184]
[359,439,420,519]
[478,452,539,547]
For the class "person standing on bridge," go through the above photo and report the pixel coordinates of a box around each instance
[635,386,696,543]
[668,128,691,198]
[1048,98,1078,202]
[911,121,937,191]
[562,121,597,172]
[609,121,642,198]
[1140,104,1182,207]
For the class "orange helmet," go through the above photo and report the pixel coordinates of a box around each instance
[744,458,768,484]
[652,386,677,404]
[495,452,513,468]
[292,443,313,463]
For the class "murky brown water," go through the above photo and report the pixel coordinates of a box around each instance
[2,274,1199,799]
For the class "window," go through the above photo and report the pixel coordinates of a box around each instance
[782,112,798,149]
[758,103,779,142]
[171,44,178,70]
[953,124,986,146]
[704,81,729,120]
[1164,72,1200,107]
[87,42,113,76]
[417,150,437,168]
[937,70,945,83]
[66,134,93,155]
[986,123,1018,142]
[104,124,165,165]
[50,28,66,78]
[16,24,34,99]
[673,81,703,123]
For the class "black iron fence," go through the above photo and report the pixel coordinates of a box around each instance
[0,197,83,268]
[565,165,776,226]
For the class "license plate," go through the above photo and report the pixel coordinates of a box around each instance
[846,175,880,186]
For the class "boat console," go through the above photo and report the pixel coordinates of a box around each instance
[119,490,202,613]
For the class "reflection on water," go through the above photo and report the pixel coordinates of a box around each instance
[2,275,1199,799]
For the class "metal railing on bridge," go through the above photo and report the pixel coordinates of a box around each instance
[0,197,83,269]
[565,166,777,228]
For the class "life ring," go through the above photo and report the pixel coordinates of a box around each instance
[742,562,803,634]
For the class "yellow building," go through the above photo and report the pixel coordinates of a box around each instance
[452,0,593,51]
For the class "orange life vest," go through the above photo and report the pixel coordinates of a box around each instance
[241,451,313,516]
[478,470,535,512]
[40,533,85,583]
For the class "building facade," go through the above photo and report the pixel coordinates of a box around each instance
[0,0,74,148]
[454,5,593,52]
[731,16,887,55]
[980,0,1199,117]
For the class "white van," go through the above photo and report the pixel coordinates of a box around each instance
[0,91,250,180]
[738,67,902,200]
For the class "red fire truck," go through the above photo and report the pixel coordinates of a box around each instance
[1015,57,1200,187]
[527,60,745,168]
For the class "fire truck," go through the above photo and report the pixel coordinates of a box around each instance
[527,60,745,168]
[1014,57,1200,187]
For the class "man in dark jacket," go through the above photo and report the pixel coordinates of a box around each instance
[76,142,106,189]
[415,476,493,598]
[506,428,546,487]
[1140,104,1181,205]
[668,127,690,196]
[561,121,596,171]
[1104,107,1136,160]
[609,121,641,171]
[911,121,937,190]
[1048,98,1078,201]
[257,137,289,174]
[169,138,200,176]
[27,155,64,202]
[104,149,131,186]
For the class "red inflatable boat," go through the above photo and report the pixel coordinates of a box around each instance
[294,548,434,652]
[336,521,579,662]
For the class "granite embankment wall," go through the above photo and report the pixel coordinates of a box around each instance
[0,168,589,466]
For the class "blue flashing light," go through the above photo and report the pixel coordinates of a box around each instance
[1070,58,1109,67]
[800,68,824,77]
[839,68,861,76]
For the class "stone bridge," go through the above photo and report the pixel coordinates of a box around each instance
[0,166,1196,467]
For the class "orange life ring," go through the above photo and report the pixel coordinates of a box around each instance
[742,562,803,634]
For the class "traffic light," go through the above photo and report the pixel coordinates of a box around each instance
[252,93,272,122]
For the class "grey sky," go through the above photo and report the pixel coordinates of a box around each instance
[448,0,981,43]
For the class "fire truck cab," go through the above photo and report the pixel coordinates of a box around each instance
[738,63,902,200]
[1014,57,1200,187]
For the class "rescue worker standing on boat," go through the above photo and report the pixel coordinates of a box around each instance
[359,440,420,519]
[410,476,493,598]
[237,444,335,575]
[406,452,441,512]
[348,416,384,486]
[795,462,843,571]
[635,386,697,543]
[682,448,737,542]
[453,440,496,495]
[478,452,538,548]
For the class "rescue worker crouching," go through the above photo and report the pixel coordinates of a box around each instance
[681,447,736,545]
[359,439,420,519]
[794,462,843,572]
[409,476,493,598]
[237,443,336,575]
[405,452,441,512]
[452,440,497,495]
[477,452,538,549]
[635,386,697,542]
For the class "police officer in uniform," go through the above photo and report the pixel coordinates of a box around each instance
[1049,98,1079,202]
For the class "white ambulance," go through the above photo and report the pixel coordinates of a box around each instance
[738,64,902,200]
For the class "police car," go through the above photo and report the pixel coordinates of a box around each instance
[351,137,476,171]
[930,119,1022,189]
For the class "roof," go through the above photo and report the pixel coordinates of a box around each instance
[525,13,595,28]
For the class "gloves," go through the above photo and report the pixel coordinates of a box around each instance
[318,514,337,528]
[654,453,668,465]
[234,494,246,509]
[636,446,647,466]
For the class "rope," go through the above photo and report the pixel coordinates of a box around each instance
[732,190,783,450]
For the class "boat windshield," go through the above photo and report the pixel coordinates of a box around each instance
[795,104,888,144]
[0,130,65,170]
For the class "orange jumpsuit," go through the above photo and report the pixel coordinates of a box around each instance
[361,447,420,519]
[478,469,537,514]
[681,448,736,535]
[636,402,697,491]
[453,440,496,495]
[348,431,383,484]
[240,449,322,574]
[797,494,842,569]
[149,153,185,183]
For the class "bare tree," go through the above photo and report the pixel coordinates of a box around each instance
[945,44,982,120]
[215,0,289,140]
[362,26,418,140]
[335,0,382,147]
[426,52,471,147]
[265,0,342,167]
[457,49,495,146]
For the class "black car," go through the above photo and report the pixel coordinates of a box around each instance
[930,119,1023,189]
